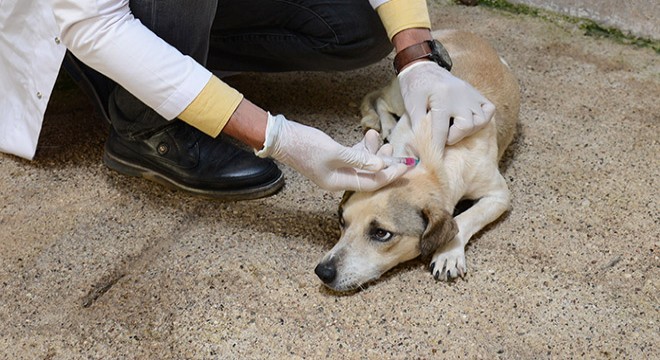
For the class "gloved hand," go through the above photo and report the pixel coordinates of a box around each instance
[397,61,496,146]
[255,113,408,192]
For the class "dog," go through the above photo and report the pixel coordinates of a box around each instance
[314,30,520,291]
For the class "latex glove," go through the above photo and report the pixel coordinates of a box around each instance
[397,61,496,146]
[255,113,408,192]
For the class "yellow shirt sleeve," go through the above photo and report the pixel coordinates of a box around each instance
[178,76,244,137]
[375,0,431,40]
[180,1,430,136]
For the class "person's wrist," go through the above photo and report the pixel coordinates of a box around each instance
[222,99,269,150]
[393,37,453,74]
[391,28,433,52]
[394,42,436,74]
[254,112,280,158]
[391,28,435,73]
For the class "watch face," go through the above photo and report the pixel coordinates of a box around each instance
[430,40,453,71]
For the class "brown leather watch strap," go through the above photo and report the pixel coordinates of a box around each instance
[393,41,434,74]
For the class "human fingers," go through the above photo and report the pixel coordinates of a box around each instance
[349,163,409,192]
[446,112,476,145]
[429,107,451,148]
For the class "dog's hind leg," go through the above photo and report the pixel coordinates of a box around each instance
[360,78,405,140]
[430,173,510,281]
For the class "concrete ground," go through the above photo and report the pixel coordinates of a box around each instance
[508,0,659,40]
[1,2,658,359]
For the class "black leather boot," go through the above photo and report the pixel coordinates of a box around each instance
[63,52,284,200]
[103,122,284,200]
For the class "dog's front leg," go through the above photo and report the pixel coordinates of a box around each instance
[430,175,510,281]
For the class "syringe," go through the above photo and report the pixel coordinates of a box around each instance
[381,156,419,167]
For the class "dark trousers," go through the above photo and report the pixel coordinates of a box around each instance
[109,0,391,138]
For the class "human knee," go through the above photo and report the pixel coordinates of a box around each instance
[303,2,393,70]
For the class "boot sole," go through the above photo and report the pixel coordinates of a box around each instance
[103,150,285,201]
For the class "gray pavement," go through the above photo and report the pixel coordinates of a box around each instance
[1,2,658,359]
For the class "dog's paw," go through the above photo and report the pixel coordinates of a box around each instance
[429,241,467,281]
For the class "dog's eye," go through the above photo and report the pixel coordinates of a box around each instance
[370,228,393,242]
[339,216,346,228]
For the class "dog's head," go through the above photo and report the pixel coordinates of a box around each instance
[315,170,458,292]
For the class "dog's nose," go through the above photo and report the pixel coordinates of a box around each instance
[314,262,337,284]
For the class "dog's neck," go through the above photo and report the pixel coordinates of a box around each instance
[404,164,456,212]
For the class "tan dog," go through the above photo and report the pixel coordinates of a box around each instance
[314,30,520,291]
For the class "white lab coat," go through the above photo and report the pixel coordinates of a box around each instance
[0,0,212,160]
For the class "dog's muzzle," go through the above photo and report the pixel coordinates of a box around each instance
[314,261,337,284]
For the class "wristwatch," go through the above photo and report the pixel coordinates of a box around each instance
[393,39,453,74]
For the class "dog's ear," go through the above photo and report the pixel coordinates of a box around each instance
[339,191,354,209]
[338,191,354,218]
[419,207,458,260]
